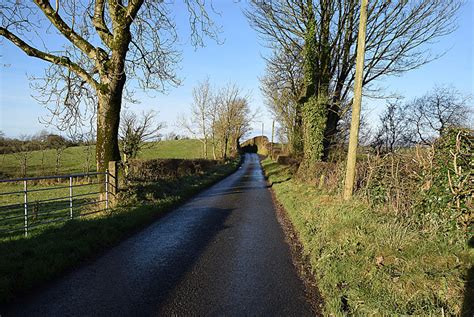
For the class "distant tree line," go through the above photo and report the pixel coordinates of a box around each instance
[0,131,90,155]
[0,130,97,177]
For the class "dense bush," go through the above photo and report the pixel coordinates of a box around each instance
[127,158,220,182]
[418,129,473,231]
[296,128,473,233]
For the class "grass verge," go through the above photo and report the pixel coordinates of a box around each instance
[0,158,239,306]
[262,158,473,316]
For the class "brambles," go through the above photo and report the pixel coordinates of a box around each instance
[293,127,473,235]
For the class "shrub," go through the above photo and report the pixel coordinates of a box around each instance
[127,158,219,182]
[417,128,473,231]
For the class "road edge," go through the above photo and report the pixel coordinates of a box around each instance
[261,160,324,316]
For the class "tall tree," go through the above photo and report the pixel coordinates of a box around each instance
[119,110,163,180]
[246,0,461,163]
[1,0,219,173]
[372,101,411,153]
[213,83,253,159]
[260,45,304,156]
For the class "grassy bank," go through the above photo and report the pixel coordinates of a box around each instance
[0,158,239,306]
[262,159,472,315]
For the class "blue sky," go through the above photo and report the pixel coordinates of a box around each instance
[1,1,473,139]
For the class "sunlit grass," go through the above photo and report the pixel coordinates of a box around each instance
[0,139,205,178]
[261,158,472,315]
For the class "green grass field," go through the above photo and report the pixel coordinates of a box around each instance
[262,158,473,316]
[0,139,205,179]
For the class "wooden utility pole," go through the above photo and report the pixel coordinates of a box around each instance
[343,0,368,200]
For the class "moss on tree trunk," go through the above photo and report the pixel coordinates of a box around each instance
[299,1,330,166]
[302,95,328,163]
[96,81,124,174]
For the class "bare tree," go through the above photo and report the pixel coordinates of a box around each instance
[178,78,213,158]
[31,130,49,174]
[260,46,304,157]
[80,128,96,175]
[119,110,164,179]
[407,85,473,144]
[213,83,253,159]
[0,131,6,168]
[207,94,220,159]
[13,135,33,177]
[372,101,411,153]
[1,0,220,174]
[246,0,462,162]
[46,134,69,175]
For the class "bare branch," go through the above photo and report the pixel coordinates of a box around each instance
[0,27,98,89]
[92,0,113,48]
[33,0,98,60]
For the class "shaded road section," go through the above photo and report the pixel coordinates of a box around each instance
[4,153,313,316]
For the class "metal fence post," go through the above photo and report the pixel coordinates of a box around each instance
[24,180,28,237]
[69,176,73,219]
[105,170,109,210]
[108,161,118,208]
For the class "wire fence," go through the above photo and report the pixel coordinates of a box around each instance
[0,171,114,237]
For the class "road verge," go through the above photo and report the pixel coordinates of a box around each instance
[261,157,471,315]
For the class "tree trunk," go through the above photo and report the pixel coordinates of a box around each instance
[302,95,328,164]
[299,0,331,166]
[96,84,124,174]
[291,106,303,157]
[212,137,217,160]
[236,137,241,152]
[322,105,340,160]
[323,87,344,161]
[95,21,130,175]
[223,136,228,160]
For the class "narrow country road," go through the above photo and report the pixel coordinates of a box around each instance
[4,153,314,316]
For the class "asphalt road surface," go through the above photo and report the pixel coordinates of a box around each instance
[4,153,314,316]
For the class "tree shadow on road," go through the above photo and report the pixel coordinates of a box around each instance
[133,206,235,313]
[1,205,235,315]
